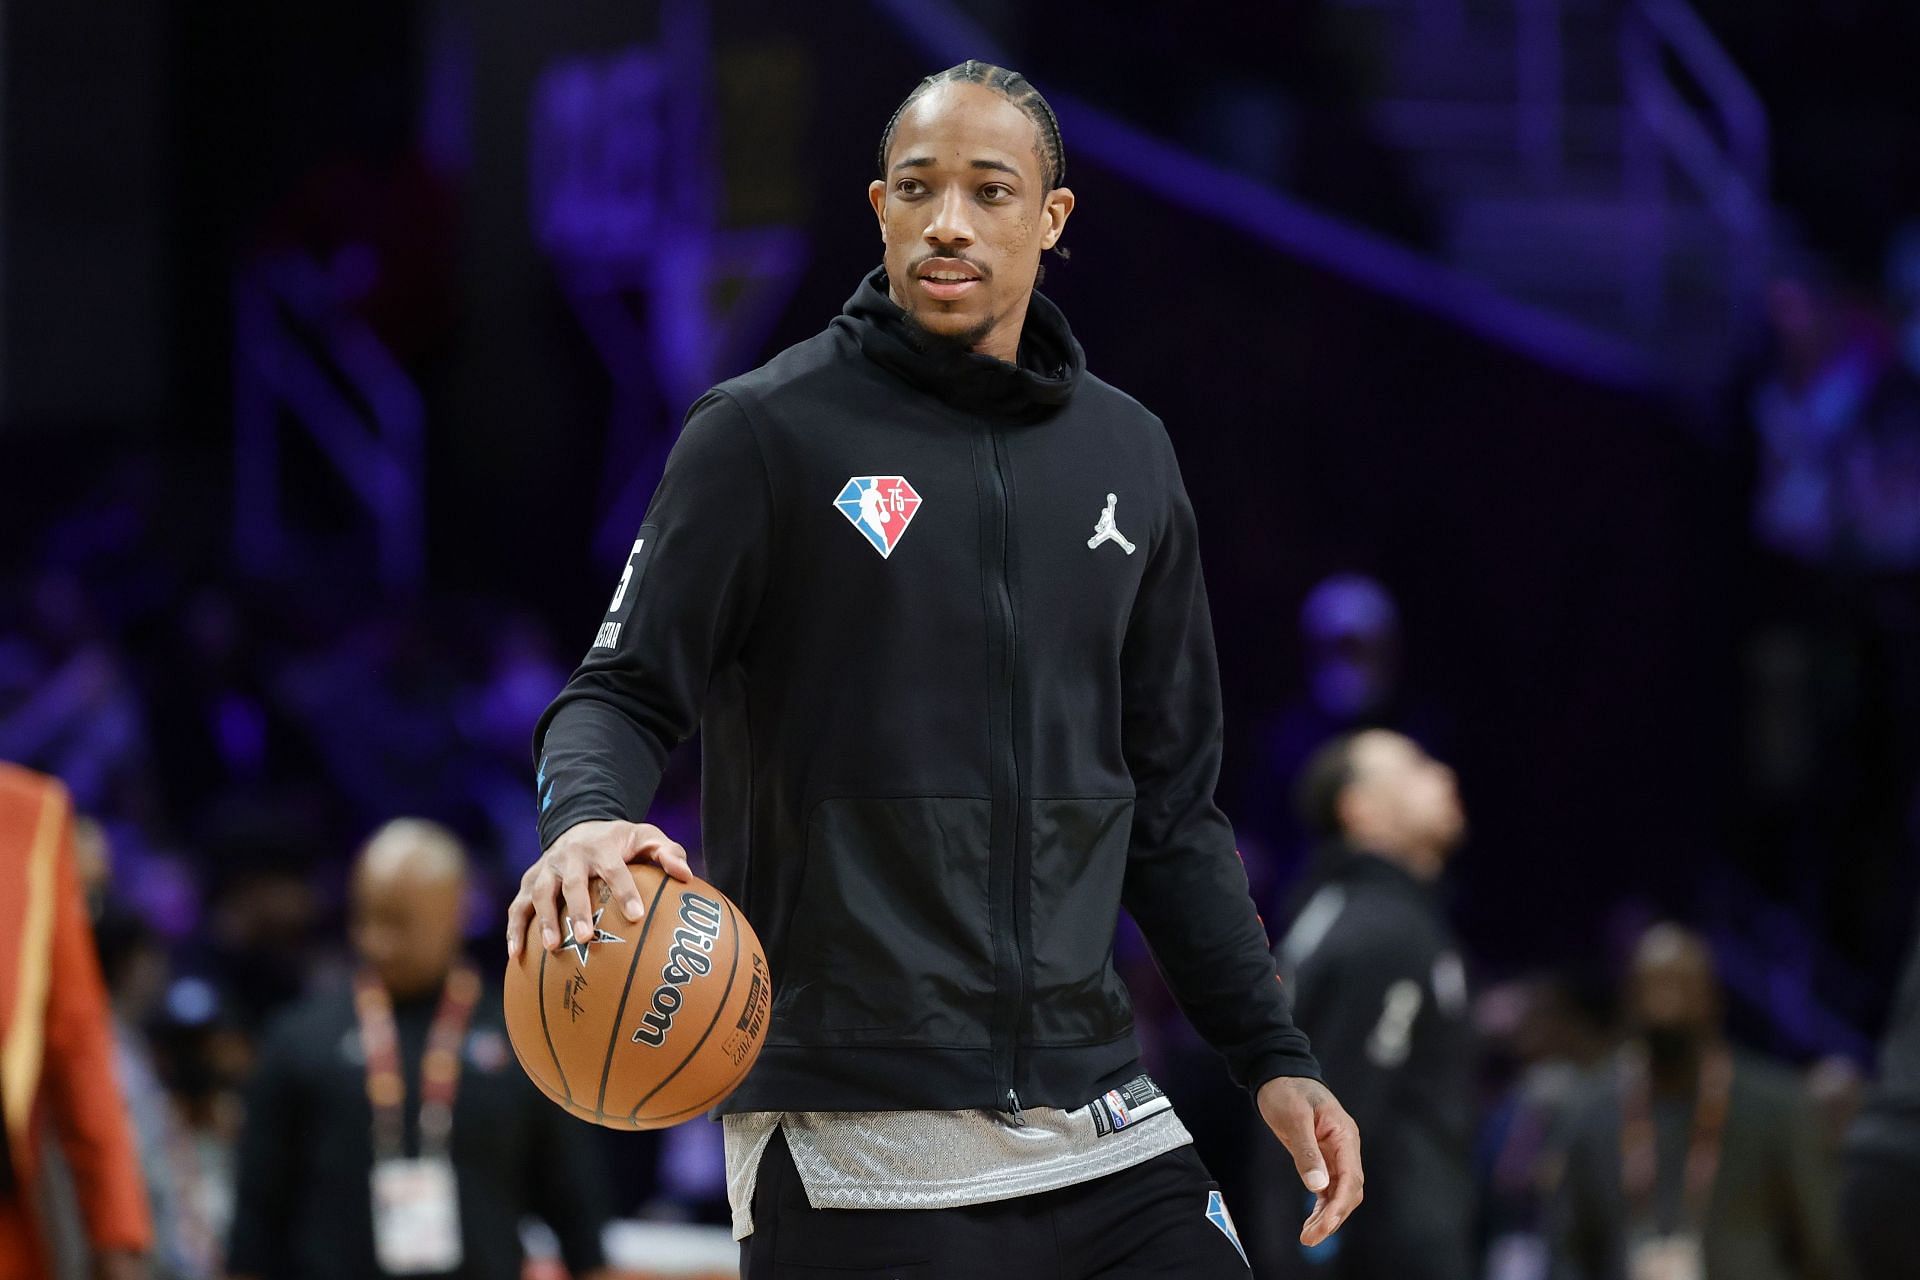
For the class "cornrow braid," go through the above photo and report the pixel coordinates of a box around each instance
[876,60,1067,192]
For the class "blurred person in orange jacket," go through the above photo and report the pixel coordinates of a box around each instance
[1,762,152,1279]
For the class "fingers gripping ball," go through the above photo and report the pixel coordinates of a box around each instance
[504,863,770,1128]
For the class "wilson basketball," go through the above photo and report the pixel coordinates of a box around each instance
[503,863,770,1129]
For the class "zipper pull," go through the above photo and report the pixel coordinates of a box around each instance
[1005,1089,1026,1126]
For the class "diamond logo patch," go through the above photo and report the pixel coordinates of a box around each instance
[833,476,922,558]
[1206,1190,1248,1266]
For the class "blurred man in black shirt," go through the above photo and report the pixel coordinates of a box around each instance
[1259,730,1475,1279]
[226,820,611,1280]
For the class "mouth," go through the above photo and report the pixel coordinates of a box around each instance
[915,261,982,302]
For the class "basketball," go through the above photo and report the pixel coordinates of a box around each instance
[503,862,770,1129]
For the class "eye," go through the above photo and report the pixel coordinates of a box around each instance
[980,183,1013,202]
[894,178,926,196]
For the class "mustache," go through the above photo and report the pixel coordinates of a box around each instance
[910,252,989,278]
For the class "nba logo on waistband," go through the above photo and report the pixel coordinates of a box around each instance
[834,476,922,558]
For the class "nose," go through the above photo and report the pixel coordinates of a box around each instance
[924,186,975,249]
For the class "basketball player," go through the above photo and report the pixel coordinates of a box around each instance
[1088,493,1136,554]
[856,481,892,544]
[1262,730,1473,1279]
[509,62,1362,1277]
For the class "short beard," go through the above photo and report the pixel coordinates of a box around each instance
[900,306,999,358]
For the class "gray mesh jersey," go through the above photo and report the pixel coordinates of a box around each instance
[722,1075,1192,1240]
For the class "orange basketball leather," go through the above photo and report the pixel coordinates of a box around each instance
[505,864,770,1129]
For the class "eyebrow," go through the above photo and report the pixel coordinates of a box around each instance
[892,156,1023,177]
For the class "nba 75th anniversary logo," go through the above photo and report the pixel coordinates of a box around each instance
[833,476,921,558]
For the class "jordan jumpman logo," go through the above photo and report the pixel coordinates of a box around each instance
[1087,493,1136,554]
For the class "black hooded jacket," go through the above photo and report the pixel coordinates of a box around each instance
[533,267,1318,1115]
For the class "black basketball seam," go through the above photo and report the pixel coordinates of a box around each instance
[612,953,764,1129]
[594,871,672,1121]
[537,946,572,1103]
[636,1036,760,1126]
[615,933,764,1128]
[629,894,742,1118]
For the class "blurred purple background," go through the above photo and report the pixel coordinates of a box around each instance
[3,0,1917,1265]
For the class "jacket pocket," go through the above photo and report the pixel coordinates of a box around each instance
[773,796,995,1044]
[1026,796,1135,1044]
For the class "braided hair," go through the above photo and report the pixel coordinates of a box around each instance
[876,61,1066,192]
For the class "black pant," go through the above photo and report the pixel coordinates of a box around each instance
[741,1130,1253,1278]
[1842,1152,1920,1280]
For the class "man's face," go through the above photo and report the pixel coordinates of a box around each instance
[868,81,1074,357]
[1346,730,1466,857]
[351,863,466,999]
[1628,927,1720,1046]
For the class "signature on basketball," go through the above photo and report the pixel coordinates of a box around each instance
[561,972,589,1023]
[631,892,722,1047]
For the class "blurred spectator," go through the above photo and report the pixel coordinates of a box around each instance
[1259,730,1474,1280]
[0,763,152,1279]
[1477,976,1616,1280]
[1553,925,1838,1280]
[1842,900,1920,1279]
[1804,1056,1864,1159]
[1751,258,1920,573]
[224,819,609,1280]
[1741,249,1920,992]
[189,849,325,1038]
[151,978,249,1280]
[95,897,202,1280]
[1244,574,1450,886]
[1300,575,1402,725]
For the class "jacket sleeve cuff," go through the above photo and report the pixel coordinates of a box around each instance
[537,793,639,852]
[1244,1049,1323,1094]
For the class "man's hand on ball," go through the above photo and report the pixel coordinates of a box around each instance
[1256,1074,1364,1246]
[506,820,693,958]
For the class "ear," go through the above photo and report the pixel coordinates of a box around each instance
[1334,785,1369,845]
[1040,186,1076,250]
[868,180,888,241]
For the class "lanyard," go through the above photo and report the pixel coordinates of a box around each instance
[352,965,481,1161]
[1618,1043,1732,1233]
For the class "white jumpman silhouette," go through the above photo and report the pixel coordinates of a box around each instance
[1087,493,1136,554]
[857,485,892,543]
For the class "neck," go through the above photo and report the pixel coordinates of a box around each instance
[386,969,453,1003]
[1358,841,1444,882]
[1405,844,1446,881]
[971,301,1029,364]
[1647,1036,1714,1095]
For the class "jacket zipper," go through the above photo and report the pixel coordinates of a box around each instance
[981,428,1029,1121]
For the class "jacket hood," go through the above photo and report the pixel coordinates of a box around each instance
[835,265,1084,419]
